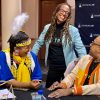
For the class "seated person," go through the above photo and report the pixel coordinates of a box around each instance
[0,31,42,89]
[0,12,42,89]
[48,36,100,98]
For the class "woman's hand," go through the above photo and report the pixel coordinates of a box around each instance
[48,88,72,98]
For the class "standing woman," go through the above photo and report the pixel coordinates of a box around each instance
[32,3,86,88]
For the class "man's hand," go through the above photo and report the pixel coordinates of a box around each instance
[48,81,61,91]
[48,88,72,98]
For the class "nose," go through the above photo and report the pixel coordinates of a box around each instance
[59,9,69,16]
[26,46,31,53]
[60,10,66,15]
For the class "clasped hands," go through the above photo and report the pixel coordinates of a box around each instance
[48,81,73,98]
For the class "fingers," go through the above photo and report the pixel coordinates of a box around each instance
[34,84,41,89]
[48,88,71,98]
[30,80,42,89]
[48,90,60,98]
[48,81,60,91]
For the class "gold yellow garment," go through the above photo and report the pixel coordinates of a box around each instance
[11,55,31,82]
[4,49,31,82]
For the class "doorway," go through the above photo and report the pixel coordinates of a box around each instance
[39,0,65,61]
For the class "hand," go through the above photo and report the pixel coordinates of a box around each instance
[48,81,61,91]
[30,80,41,89]
[48,88,72,98]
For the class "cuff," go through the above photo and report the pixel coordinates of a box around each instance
[74,86,82,95]
[60,82,67,89]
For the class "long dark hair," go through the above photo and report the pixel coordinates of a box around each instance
[8,31,29,65]
[45,3,72,44]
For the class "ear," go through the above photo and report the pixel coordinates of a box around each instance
[14,47,19,56]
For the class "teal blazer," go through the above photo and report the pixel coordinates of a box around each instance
[32,24,87,67]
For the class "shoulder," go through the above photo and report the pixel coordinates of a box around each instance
[43,24,51,30]
[40,24,51,35]
[0,51,6,57]
[44,23,51,28]
[69,25,80,38]
[82,54,93,60]
[0,51,7,62]
[79,54,93,63]
[30,51,38,59]
[69,25,79,32]
[76,55,92,68]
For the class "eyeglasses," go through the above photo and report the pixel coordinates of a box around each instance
[59,9,69,15]
[92,41,100,46]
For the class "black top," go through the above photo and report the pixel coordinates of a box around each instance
[48,22,66,70]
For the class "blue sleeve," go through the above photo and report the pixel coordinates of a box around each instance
[0,51,14,84]
[32,24,50,55]
[30,52,42,80]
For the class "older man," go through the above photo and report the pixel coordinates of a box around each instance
[48,36,100,98]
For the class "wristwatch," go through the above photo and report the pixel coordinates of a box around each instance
[71,87,75,95]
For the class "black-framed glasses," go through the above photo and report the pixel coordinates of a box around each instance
[59,9,69,15]
[92,41,100,46]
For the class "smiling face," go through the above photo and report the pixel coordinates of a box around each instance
[89,36,100,61]
[14,44,31,57]
[56,4,70,24]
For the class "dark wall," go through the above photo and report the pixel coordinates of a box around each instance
[75,0,100,53]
